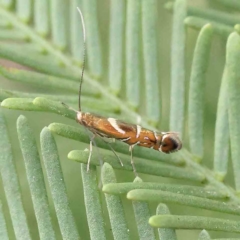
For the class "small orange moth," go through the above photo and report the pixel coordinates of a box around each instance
[64,8,182,175]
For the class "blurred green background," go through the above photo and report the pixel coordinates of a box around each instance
[0,0,238,239]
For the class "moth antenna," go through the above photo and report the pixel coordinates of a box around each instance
[77,7,86,112]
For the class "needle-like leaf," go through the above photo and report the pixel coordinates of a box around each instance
[226,32,240,192]
[17,115,55,240]
[40,127,80,239]
[157,204,177,240]
[127,189,240,215]
[214,67,229,181]
[149,215,240,233]
[108,0,125,95]
[188,24,213,158]
[170,0,187,134]
[69,150,204,182]
[0,110,31,240]
[101,163,130,240]
[81,164,106,240]
[131,177,155,240]
[102,182,227,200]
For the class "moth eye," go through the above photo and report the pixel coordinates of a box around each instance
[159,133,182,154]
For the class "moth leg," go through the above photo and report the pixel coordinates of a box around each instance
[97,137,123,166]
[129,145,138,177]
[104,140,123,167]
[87,135,96,171]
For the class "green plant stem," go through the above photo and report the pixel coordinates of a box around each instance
[149,215,240,233]
[127,189,240,216]
[101,163,130,240]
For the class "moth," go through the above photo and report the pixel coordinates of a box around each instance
[64,8,182,175]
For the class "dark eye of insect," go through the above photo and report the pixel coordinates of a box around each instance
[161,134,182,153]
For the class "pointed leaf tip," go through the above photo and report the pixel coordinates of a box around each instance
[17,114,27,124]
[227,32,240,51]
[148,216,158,227]
[126,189,137,200]
[1,98,44,111]
[198,229,211,239]
[102,162,113,172]
[1,98,10,107]
[157,203,171,214]
[67,150,89,163]
[133,176,142,183]
[40,126,50,136]
[202,23,212,30]
[67,150,75,160]
[101,162,117,184]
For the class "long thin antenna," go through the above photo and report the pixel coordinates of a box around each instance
[77,7,86,111]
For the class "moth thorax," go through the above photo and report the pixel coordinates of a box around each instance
[155,134,163,147]
[159,133,182,154]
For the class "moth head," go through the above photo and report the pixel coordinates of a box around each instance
[159,133,182,154]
